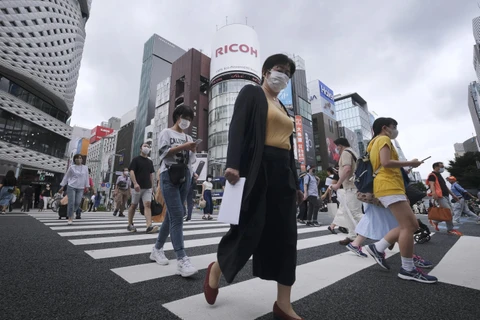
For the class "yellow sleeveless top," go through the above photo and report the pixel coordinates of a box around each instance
[265,98,293,150]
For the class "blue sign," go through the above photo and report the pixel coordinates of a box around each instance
[278,80,293,106]
[319,81,335,105]
[106,183,111,189]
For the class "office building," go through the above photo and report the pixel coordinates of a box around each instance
[463,136,479,153]
[473,16,480,82]
[107,117,121,130]
[0,0,91,187]
[113,120,134,174]
[334,92,372,155]
[121,107,136,126]
[454,142,466,158]
[208,24,261,176]
[151,77,170,170]
[468,82,480,144]
[131,34,185,157]
[86,131,118,191]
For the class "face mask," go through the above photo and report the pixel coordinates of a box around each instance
[179,119,191,130]
[266,70,289,93]
[312,170,316,174]
[387,128,399,140]
[208,178,212,182]
[124,171,128,175]
[439,168,445,173]
[75,159,82,165]
[142,147,151,155]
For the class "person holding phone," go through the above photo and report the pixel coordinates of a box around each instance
[201,175,214,220]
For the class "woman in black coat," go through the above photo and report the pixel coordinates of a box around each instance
[203,54,304,320]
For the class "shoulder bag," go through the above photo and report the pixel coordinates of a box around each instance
[168,134,190,185]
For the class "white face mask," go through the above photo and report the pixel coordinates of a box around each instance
[439,168,445,174]
[208,178,212,182]
[179,119,191,130]
[266,70,289,93]
[123,171,128,176]
[387,128,399,140]
[142,147,151,155]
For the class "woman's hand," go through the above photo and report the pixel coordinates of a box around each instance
[183,142,197,152]
[409,158,423,168]
[296,190,304,205]
[225,168,240,185]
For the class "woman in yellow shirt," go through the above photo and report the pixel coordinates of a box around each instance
[364,117,437,284]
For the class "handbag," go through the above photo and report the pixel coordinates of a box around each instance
[406,184,426,204]
[151,192,163,217]
[427,204,452,222]
[152,182,167,223]
[168,134,190,185]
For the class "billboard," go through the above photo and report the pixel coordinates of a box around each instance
[210,24,261,81]
[302,118,316,168]
[308,80,336,120]
[192,153,208,182]
[76,138,89,155]
[91,126,114,138]
[278,80,293,109]
[295,116,306,171]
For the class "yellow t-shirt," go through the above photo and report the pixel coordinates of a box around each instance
[367,135,405,197]
[265,99,293,150]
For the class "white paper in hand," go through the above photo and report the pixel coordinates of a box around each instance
[217,178,246,225]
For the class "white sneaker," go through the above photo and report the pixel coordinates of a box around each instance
[150,246,169,265]
[177,256,198,277]
[67,220,73,225]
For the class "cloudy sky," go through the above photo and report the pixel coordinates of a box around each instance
[72,0,478,179]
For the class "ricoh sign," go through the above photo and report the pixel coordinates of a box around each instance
[210,24,261,81]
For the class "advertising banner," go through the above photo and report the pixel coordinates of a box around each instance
[308,80,336,120]
[210,24,261,81]
[192,153,208,182]
[278,80,293,109]
[295,116,305,171]
[302,118,316,168]
[91,126,114,139]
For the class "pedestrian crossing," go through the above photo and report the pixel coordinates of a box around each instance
[28,212,480,320]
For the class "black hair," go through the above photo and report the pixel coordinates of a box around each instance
[372,117,398,139]
[333,138,350,148]
[327,167,335,174]
[141,141,152,148]
[432,162,443,169]
[207,174,213,180]
[88,168,91,174]
[73,154,83,161]
[172,105,194,124]
[261,54,296,85]
[3,170,16,186]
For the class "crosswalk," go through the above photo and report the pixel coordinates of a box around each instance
[28,212,480,320]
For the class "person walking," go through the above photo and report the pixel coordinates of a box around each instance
[0,170,17,214]
[150,105,198,277]
[364,117,437,283]
[446,176,480,224]
[427,162,462,236]
[201,174,214,220]
[203,54,304,320]
[113,168,131,217]
[41,184,52,211]
[304,165,321,226]
[126,143,158,234]
[58,154,90,225]
[331,138,362,245]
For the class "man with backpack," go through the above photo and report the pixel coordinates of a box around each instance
[331,138,363,245]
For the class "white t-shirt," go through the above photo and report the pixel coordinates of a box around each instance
[157,128,196,174]
[203,181,213,191]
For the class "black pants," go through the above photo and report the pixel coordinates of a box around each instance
[218,146,297,286]
[307,196,320,221]
[297,200,308,220]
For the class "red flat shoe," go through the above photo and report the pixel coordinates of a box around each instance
[204,262,219,305]
[273,302,303,320]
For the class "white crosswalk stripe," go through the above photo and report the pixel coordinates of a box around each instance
[30,212,471,320]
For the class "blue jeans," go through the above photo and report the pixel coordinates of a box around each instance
[67,187,84,218]
[155,169,191,259]
[203,190,213,215]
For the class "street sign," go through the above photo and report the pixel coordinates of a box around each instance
[106,183,111,189]
[101,183,106,188]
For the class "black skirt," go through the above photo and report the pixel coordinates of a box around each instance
[217,146,298,286]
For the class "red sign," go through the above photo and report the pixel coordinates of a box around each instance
[91,126,114,138]
[295,116,306,171]
[90,135,101,144]
[215,44,258,57]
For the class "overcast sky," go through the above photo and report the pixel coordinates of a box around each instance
[72,0,478,179]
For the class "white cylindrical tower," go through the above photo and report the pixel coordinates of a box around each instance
[208,24,261,175]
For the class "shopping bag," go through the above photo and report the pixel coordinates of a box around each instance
[60,195,68,206]
[152,185,167,223]
[427,206,452,222]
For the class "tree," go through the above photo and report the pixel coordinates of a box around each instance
[446,152,480,189]
[316,170,329,182]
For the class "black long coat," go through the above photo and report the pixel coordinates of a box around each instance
[218,84,299,283]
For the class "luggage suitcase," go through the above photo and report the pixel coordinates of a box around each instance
[58,204,68,219]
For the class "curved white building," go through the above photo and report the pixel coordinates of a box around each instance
[473,16,480,82]
[0,0,91,181]
[208,24,261,175]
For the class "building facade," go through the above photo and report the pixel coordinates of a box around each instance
[0,0,91,187]
[86,131,118,191]
[131,34,185,158]
[151,78,170,170]
[312,112,339,171]
[114,120,134,174]
[309,80,336,120]
[208,24,261,176]
[454,142,466,158]
[463,136,479,153]
[468,82,480,145]
[334,93,372,155]
[473,16,480,82]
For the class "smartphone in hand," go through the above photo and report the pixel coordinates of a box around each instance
[194,139,203,145]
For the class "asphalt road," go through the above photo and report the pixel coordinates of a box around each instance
[1,209,479,320]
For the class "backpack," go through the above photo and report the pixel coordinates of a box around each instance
[352,152,384,207]
[299,174,310,193]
